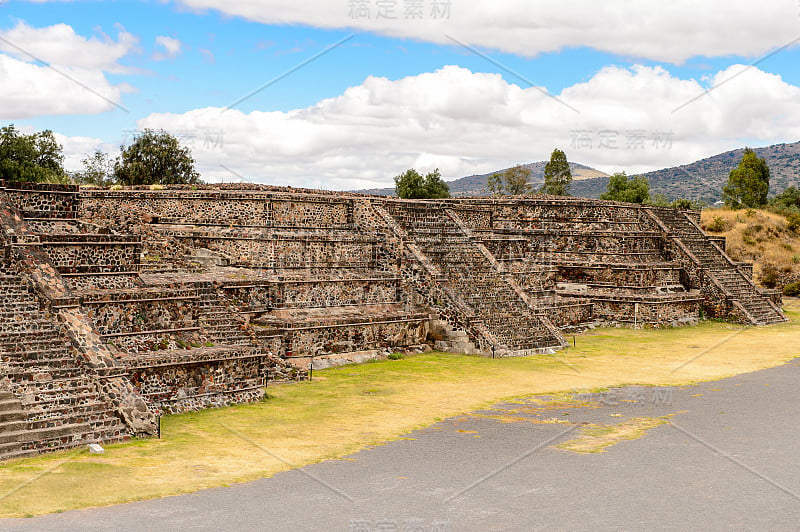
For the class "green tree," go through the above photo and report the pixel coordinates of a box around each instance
[722,148,769,209]
[114,129,200,186]
[769,185,800,213]
[503,165,533,195]
[486,172,503,196]
[394,168,450,199]
[0,125,66,183]
[600,172,650,204]
[74,149,115,186]
[541,148,572,196]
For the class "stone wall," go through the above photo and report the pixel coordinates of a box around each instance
[4,182,785,460]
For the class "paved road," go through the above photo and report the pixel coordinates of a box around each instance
[4,358,800,531]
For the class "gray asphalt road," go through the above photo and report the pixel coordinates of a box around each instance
[3,358,800,531]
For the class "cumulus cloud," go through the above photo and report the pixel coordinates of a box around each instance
[153,36,183,61]
[0,55,125,119]
[0,22,137,118]
[176,0,800,64]
[0,22,138,72]
[132,64,800,189]
[53,133,118,172]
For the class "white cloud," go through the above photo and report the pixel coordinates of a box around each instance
[0,22,136,118]
[0,22,138,72]
[153,36,183,61]
[53,133,118,172]
[133,64,800,189]
[176,0,800,64]
[0,55,124,119]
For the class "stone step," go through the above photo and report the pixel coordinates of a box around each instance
[26,401,119,425]
[1,355,75,368]
[0,421,90,446]
[0,409,26,423]
[4,366,82,380]
[0,419,28,433]
[0,343,71,358]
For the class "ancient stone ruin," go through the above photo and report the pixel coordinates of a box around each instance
[0,181,786,459]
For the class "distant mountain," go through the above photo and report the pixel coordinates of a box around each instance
[358,162,608,197]
[358,141,800,201]
[572,141,800,203]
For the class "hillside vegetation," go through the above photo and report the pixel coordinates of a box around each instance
[574,141,800,203]
[701,208,800,292]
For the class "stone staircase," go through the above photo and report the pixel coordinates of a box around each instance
[648,207,786,325]
[0,274,129,460]
[382,202,564,354]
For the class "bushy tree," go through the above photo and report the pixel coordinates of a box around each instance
[486,172,503,196]
[649,194,706,210]
[114,129,200,186]
[769,185,800,213]
[394,168,450,199]
[600,172,650,204]
[0,125,66,183]
[74,149,115,186]
[503,165,533,195]
[541,148,572,196]
[722,148,769,209]
[486,165,532,195]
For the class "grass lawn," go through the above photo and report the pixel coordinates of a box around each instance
[1,299,798,517]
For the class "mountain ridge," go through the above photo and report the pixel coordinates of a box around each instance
[357,140,800,201]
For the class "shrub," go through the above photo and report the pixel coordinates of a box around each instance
[787,213,800,233]
[387,353,404,360]
[784,281,800,297]
[706,216,728,233]
[760,263,781,288]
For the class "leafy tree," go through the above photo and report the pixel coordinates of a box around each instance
[502,165,533,195]
[486,165,533,196]
[600,172,650,204]
[0,125,66,183]
[670,198,706,210]
[74,149,116,186]
[648,193,671,207]
[722,148,769,209]
[486,172,503,196]
[541,148,572,196]
[648,194,706,210]
[394,168,450,199]
[769,185,800,213]
[114,129,201,186]
[422,168,450,199]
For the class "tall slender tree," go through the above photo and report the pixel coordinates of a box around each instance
[541,148,572,196]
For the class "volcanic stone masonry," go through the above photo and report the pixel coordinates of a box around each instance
[0,180,787,459]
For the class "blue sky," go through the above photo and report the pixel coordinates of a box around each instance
[2,0,800,189]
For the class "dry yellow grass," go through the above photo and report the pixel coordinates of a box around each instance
[0,300,798,517]
[701,208,800,285]
[555,417,668,454]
